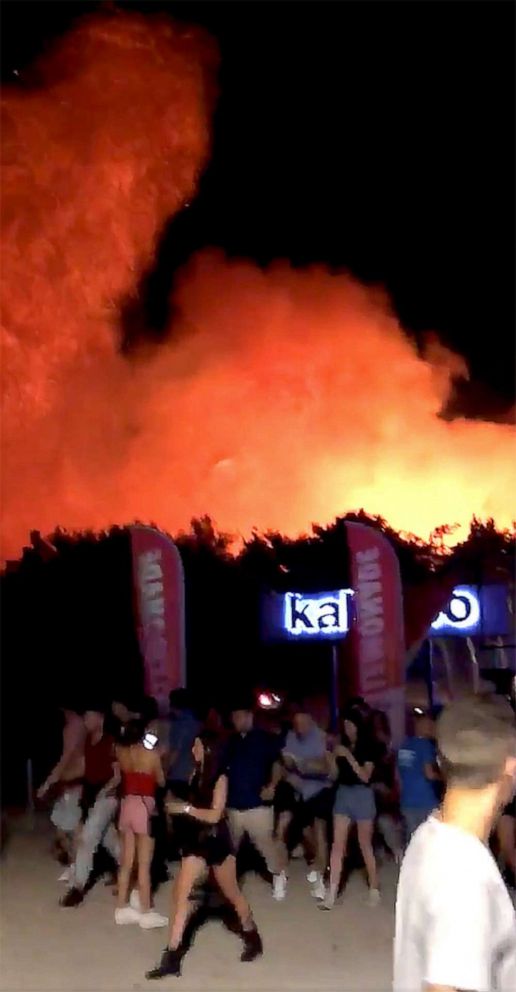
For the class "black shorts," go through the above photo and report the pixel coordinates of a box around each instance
[179,818,234,867]
[275,781,334,828]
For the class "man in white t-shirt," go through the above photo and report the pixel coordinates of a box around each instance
[394,693,516,992]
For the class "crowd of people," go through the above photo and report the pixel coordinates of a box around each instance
[36,687,516,983]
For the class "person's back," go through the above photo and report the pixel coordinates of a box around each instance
[118,742,162,796]
[115,720,167,930]
[394,695,516,992]
[168,692,201,790]
[61,711,86,781]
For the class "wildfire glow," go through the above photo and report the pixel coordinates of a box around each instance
[1,13,515,560]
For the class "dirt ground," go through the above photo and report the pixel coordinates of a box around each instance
[1,814,395,992]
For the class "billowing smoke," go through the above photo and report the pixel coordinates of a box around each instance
[1,13,514,559]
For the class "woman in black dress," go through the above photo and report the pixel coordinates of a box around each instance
[147,737,263,979]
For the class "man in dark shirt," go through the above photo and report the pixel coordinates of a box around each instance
[61,708,120,907]
[221,704,286,900]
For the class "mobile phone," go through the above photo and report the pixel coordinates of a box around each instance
[143,732,158,751]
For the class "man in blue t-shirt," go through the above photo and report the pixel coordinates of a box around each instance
[397,713,440,839]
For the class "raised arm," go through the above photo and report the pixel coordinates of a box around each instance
[335,745,373,784]
[37,722,84,798]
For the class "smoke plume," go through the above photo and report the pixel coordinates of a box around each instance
[1,12,514,559]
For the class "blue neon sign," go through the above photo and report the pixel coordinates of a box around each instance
[259,588,354,642]
[262,583,510,644]
[430,586,481,636]
[428,584,511,638]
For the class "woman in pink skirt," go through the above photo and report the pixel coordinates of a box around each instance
[115,719,167,929]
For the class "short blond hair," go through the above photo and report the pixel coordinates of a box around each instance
[437,694,516,789]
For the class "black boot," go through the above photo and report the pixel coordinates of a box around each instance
[240,924,263,963]
[146,945,184,980]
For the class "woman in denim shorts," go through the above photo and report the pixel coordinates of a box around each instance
[319,712,379,909]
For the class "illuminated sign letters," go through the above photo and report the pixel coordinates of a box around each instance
[430,586,481,636]
[283,589,354,639]
[263,583,507,645]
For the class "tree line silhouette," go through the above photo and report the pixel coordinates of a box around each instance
[1,512,514,803]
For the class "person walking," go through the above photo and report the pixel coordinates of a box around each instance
[137,696,171,892]
[37,705,86,876]
[397,711,440,841]
[320,711,379,908]
[146,736,263,979]
[221,703,286,900]
[114,718,168,929]
[394,693,516,991]
[167,690,201,800]
[276,708,334,900]
[60,708,120,907]
[370,710,403,864]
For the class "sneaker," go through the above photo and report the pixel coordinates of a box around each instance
[310,874,326,901]
[272,870,287,901]
[306,869,318,884]
[60,886,84,908]
[58,867,72,883]
[368,888,381,907]
[318,889,336,911]
[115,906,141,925]
[139,910,168,930]
[129,889,142,913]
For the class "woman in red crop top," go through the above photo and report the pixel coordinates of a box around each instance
[115,719,167,930]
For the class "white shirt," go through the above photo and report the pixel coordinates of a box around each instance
[394,815,516,991]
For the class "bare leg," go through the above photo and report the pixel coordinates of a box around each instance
[327,815,351,901]
[357,820,378,890]
[313,818,328,876]
[117,831,136,909]
[213,856,252,928]
[136,834,154,914]
[276,811,292,871]
[54,829,72,863]
[214,856,263,962]
[302,824,316,865]
[168,857,206,950]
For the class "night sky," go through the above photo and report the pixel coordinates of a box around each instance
[2,0,515,420]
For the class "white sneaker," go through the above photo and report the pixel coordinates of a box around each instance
[115,906,141,925]
[58,867,72,883]
[272,871,287,901]
[317,889,335,912]
[310,874,327,901]
[368,888,381,907]
[306,869,318,884]
[139,910,168,930]
[129,889,141,913]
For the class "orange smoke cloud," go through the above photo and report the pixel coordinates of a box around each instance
[1,13,514,559]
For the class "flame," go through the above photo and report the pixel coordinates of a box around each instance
[1,13,515,560]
